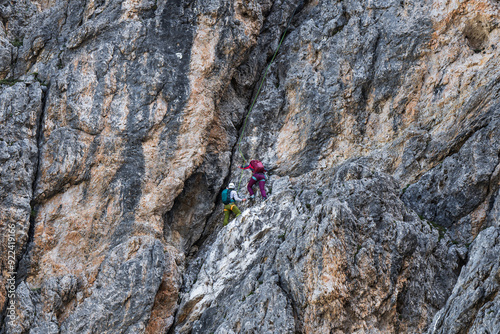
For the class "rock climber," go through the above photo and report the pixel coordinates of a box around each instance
[221,182,246,226]
[239,160,268,200]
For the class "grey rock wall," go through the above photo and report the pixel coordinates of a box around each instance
[0,79,43,315]
[175,162,466,333]
[402,115,500,242]
[428,224,500,334]
[0,0,499,333]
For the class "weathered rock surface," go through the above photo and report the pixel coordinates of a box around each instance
[402,116,500,243]
[0,0,499,333]
[1,0,296,332]
[0,79,43,313]
[175,162,466,333]
[428,223,500,334]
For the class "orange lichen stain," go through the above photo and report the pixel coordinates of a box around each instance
[32,0,58,12]
[150,93,169,130]
[136,15,222,223]
[233,0,262,43]
[470,201,490,238]
[64,231,81,245]
[431,0,496,38]
[27,157,123,284]
[305,43,323,68]
[302,238,348,333]
[207,118,228,152]
[87,255,105,285]
[126,238,142,260]
[176,295,204,324]
[120,0,146,20]
[275,83,305,165]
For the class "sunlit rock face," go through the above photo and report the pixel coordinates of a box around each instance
[1,0,498,333]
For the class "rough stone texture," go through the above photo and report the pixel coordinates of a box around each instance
[144,246,182,334]
[0,25,12,78]
[203,0,500,331]
[234,0,500,187]
[428,224,500,334]
[1,0,500,333]
[58,238,165,334]
[7,237,166,334]
[1,0,297,332]
[175,163,465,333]
[402,116,500,242]
[0,79,42,314]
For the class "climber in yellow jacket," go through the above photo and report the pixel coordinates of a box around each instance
[221,183,246,226]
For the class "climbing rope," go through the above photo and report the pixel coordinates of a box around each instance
[237,4,300,162]
[236,3,302,189]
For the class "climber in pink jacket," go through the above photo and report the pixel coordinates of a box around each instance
[239,160,267,200]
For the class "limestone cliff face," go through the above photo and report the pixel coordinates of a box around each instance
[0,0,498,333]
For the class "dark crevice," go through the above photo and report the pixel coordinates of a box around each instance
[285,0,311,30]
[486,187,499,219]
[404,110,498,228]
[165,306,179,334]
[167,105,251,331]
[169,2,309,332]
[277,275,302,334]
[189,166,234,251]
[182,94,250,266]
[445,122,489,159]
[164,171,212,254]
[186,0,305,258]
[234,1,304,159]
[0,15,7,28]
[0,80,49,332]
[460,289,499,334]
[16,80,49,283]
[330,23,346,37]
[454,250,468,278]
[442,76,500,159]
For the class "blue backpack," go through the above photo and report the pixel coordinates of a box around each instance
[221,189,232,204]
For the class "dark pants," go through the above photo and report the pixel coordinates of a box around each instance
[247,173,267,198]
